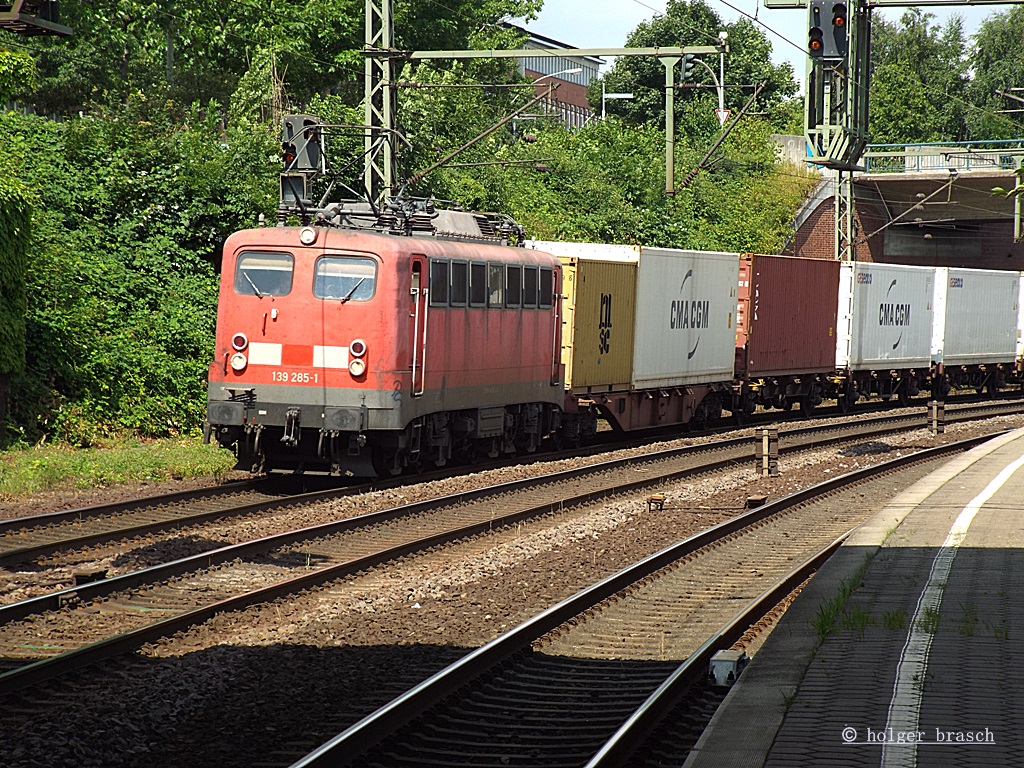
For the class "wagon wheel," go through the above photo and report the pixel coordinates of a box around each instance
[898,385,911,407]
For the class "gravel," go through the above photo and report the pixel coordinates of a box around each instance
[1,414,1021,768]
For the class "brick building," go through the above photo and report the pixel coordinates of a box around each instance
[505,24,602,130]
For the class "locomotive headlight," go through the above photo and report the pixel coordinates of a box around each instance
[231,332,249,351]
[299,226,318,245]
[229,353,248,372]
[349,339,367,358]
[349,358,366,377]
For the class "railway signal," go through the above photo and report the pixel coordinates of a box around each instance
[808,28,824,56]
[828,2,849,57]
[681,54,697,81]
[281,114,322,173]
[809,1,849,59]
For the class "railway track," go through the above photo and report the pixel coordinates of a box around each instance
[290,435,992,768]
[0,406,1014,697]
[1,399,1015,573]
[0,479,280,566]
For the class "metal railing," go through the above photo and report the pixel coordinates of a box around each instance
[862,139,1024,174]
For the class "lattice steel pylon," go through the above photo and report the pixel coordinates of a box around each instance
[364,0,396,206]
[834,171,855,261]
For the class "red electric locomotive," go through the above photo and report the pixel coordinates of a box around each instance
[205,209,564,475]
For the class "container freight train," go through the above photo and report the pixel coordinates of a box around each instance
[540,240,1023,422]
[205,219,1023,475]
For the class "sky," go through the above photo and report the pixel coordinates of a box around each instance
[517,0,1001,90]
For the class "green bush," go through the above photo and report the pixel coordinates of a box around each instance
[0,177,31,377]
[1,105,278,445]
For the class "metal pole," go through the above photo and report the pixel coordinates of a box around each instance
[661,56,680,196]
[1015,156,1023,243]
[718,47,725,114]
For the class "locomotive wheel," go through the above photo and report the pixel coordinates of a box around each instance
[462,442,481,465]
[372,446,405,477]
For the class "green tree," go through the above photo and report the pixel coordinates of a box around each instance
[0,178,31,377]
[10,0,541,118]
[967,6,1024,139]
[0,47,35,103]
[595,0,797,134]
[869,9,971,143]
[1,106,278,444]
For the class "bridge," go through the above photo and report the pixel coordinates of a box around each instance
[786,139,1024,268]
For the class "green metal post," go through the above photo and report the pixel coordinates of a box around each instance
[661,56,680,195]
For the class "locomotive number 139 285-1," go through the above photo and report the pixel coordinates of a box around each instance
[271,371,320,383]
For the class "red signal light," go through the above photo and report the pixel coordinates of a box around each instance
[809,26,824,56]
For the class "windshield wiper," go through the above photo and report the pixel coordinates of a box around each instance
[241,270,264,299]
[340,277,366,303]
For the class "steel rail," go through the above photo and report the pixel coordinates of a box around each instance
[289,432,999,767]
[583,534,849,768]
[1,399,1013,567]
[0,415,1009,695]
[0,478,264,534]
[0,437,764,693]
[0,400,989,625]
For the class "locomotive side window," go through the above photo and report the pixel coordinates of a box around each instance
[488,263,504,307]
[313,256,377,301]
[506,265,522,308]
[469,262,487,306]
[523,266,539,308]
[539,267,554,309]
[430,259,450,306]
[235,251,294,297]
[450,260,469,307]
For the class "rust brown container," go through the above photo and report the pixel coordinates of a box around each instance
[735,254,840,377]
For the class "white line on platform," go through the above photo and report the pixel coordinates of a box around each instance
[880,449,1024,768]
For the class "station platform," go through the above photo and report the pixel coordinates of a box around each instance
[685,427,1024,768]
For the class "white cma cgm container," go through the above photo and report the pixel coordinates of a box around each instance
[932,267,1020,365]
[632,248,739,388]
[837,262,935,370]
[528,242,740,390]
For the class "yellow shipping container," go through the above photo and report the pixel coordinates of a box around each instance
[559,255,638,393]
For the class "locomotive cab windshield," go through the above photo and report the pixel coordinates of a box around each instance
[314,256,377,301]
[234,251,294,297]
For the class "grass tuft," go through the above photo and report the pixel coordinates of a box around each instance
[0,439,237,500]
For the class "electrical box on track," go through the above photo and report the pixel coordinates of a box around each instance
[709,649,749,688]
